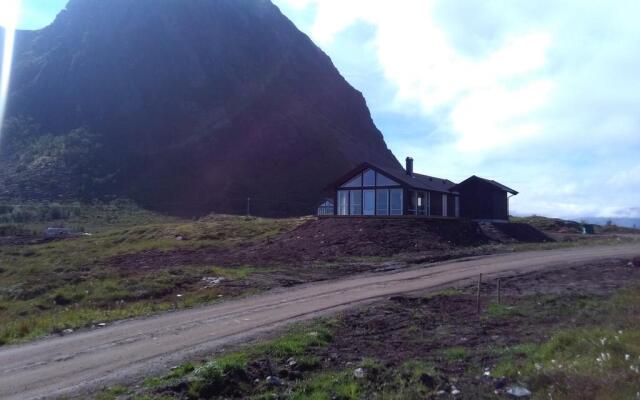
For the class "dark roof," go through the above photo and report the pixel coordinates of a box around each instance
[384,169,457,193]
[450,175,518,195]
[327,162,457,193]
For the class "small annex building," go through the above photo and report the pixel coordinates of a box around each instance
[320,157,517,221]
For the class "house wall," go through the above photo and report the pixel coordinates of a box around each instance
[447,194,457,217]
[330,166,461,218]
[430,191,443,216]
[457,180,509,220]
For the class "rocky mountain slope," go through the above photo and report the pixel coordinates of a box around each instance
[0,0,399,215]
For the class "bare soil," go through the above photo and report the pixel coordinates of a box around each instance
[174,259,640,399]
[321,259,640,367]
[108,218,551,272]
[123,252,640,400]
[3,245,638,399]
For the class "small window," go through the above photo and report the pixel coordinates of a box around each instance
[341,173,362,188]
[317,200,334,216]
[442,194,448,216]
[376,173,398,186]
[363,169,376,186]
[455,196,460,217]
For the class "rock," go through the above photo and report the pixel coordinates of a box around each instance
[353,367,365,379]
[266,376,283,387]
[494,377,508,389]
[287,357,297,367]
[288,371,303,380]
[201,277,225,287]
[419,373,436,389]
[167,379,189,392]
[62,328,74,334]
[506,386,532,397]
[97,323,106,327]
[175,235,184,241]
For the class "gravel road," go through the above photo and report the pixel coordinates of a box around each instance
[1,244,639,399]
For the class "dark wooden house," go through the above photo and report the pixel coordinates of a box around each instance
[449,176,518,221]
[320,157,516,221]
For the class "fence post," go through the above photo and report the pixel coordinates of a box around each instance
[497,278,502,304]
[476,273,482,314]
[246,197,251,217]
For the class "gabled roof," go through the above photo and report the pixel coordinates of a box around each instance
[450,175,518,195]
[327,162,457,193]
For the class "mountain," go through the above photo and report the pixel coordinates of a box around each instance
[0,0,399,216]
[582,217,640,229]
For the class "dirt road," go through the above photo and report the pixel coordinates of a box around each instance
[1,244,639,399]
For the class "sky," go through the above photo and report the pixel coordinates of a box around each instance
[5,0,640,220]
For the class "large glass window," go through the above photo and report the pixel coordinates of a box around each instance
[376,173,397,186]
[376,189,389,215]
[363,169,376,186]
[341,174,362,188]
[363,190,375,215]
[349,190,362,215]
[390,189,403,215]
[338,191,349,215]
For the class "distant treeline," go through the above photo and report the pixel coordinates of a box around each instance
[0,199,140,225]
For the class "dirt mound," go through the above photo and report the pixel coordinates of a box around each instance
[235,218,489,263]
[491,222,553,243]
[109,218,558,271]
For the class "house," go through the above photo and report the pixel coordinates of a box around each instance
[319,157,517,221]
[450,176,518,221]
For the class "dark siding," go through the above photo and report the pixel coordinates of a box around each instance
[457,179,510,220]
[431,191,443,216]
[403,188,412,215]
[447,194,456,217]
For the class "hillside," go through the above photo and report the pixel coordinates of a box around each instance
[0,0,399,216]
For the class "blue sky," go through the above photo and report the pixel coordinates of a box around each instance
[6,0,640,219]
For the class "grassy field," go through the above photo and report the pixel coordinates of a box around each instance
[0,202,305,345]
[1,202,638,347]
[97,259,640,400]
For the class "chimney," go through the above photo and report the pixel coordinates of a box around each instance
[405,157,414,176]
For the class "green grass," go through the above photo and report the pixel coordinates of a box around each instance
[492,287,640,400]
[0,203,305,345]
[441,346,469,361]
[486,302,523,318]
[183,323,333,399]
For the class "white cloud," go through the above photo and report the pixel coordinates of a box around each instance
[275,0,640,218]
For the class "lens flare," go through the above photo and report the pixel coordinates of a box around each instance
[0,0,21,141]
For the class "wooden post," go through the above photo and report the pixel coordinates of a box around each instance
[246,197,251,217]
[497,278,502,304]
[476,273,482,314]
